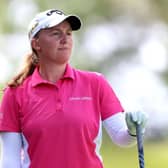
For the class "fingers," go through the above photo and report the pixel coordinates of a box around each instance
[129,111,148,125]
[126,112,135,126]
[125,111,148,136]
[131,111,139,123]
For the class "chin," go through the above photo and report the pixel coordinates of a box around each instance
[54,58,70,64]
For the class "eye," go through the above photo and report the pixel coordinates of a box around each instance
[67,31,72,36]
[52,31,60,35]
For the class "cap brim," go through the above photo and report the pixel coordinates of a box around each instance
[65,15,81,31]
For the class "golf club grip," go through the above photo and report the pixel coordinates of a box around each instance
[136,124,145,168]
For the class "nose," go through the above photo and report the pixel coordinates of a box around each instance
[60,33,68,44]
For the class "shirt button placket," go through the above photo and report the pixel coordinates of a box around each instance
[56,98,62,112]
[55,86,63,112]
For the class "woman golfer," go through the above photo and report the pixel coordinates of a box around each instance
[0,9,147,168]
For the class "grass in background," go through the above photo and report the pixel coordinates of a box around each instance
[101,130,168,168]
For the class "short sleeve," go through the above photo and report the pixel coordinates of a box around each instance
[0,87,21,132]
[98,74,124,120]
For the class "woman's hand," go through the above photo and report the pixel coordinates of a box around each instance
[125,111,148,136]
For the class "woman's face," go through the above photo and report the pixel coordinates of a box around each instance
[33,20,73,65]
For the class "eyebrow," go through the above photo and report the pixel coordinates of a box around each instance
[47,26,72,32]
[40,26,72,35]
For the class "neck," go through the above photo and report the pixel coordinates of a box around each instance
[39,63,67,83]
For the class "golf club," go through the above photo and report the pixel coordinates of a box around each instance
[136,124,145,168]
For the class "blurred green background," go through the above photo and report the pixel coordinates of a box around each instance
[101,130,168,168]
[1,0,168,167]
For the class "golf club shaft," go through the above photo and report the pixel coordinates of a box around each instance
[136,124,145,168]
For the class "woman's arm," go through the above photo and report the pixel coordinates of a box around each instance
[0,132,22,168]
[103,112,137,147]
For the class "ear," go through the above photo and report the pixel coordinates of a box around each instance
[31,38,41,51]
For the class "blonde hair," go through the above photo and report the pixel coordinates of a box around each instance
[8,52,38,87]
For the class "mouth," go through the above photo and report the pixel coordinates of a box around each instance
[58,47,68,50]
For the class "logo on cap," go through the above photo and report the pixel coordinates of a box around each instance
[46,9,65,16]
[29,21,39,37]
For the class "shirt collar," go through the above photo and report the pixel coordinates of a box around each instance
[31,64,75,87]
[63,64,75,80]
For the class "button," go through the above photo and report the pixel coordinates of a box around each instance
[56,99,62,111]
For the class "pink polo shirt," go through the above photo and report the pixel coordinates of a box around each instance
[0,64,124,168]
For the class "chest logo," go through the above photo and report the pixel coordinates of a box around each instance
[69,96,92,101]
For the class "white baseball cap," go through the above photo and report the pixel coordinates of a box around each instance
[28,9,81,40]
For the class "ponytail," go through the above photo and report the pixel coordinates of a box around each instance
[8,52,37,87]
